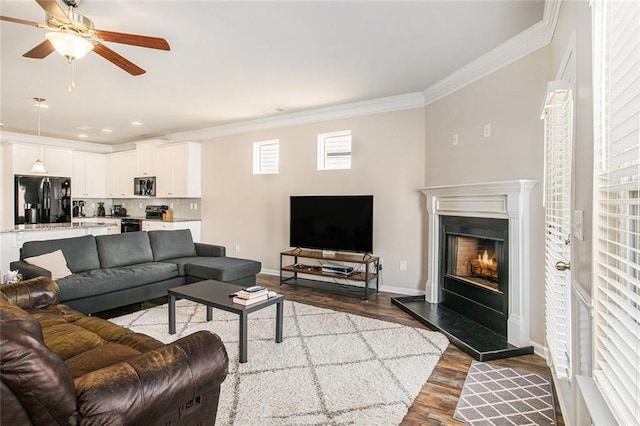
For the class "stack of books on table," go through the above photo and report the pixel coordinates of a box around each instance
[232,286,269,305]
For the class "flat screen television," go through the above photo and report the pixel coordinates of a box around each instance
[289,195,373,254]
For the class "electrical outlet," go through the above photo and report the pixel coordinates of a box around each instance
[194,203,198,209]
[170,203,174,209]
[190,203,194,210]
[139,202,142,208]
[235,244,240,253]
[452,133,458,146]
[400,260,407,271]
[484,123,491,138]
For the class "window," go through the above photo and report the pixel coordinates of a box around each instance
[317,130,351,170]
[592,1,640,424]
[542,82,573,380]
[253,139,279,174]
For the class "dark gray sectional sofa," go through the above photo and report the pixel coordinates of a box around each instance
[10,229,261,314]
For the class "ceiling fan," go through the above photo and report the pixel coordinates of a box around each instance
[0,0,170,76]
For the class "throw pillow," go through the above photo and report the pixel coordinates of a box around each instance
[24,250,72,280]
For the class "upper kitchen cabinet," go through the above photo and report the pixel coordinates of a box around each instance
[106,151,137,198]
[72,151,106,198]
[8,144,73,177]
[156,142,201,198]
[135,140,160,177]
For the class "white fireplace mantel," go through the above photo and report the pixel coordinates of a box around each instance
[420,180,537,347]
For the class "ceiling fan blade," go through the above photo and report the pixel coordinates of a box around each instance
[0,15,41,27]
[93,43,145,76]
[36,0,71,24]
[23,39,56,58]
[95,29,170,51]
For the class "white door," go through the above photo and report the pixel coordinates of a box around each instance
[543,82,573,379]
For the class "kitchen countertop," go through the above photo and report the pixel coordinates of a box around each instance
[73,216,201,223]
[0,221,119,234]
[1,218,202,233]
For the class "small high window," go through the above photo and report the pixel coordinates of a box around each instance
[253,139,279,174]
[317,130,351,170]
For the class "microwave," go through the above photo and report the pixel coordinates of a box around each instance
[134,177,156,196]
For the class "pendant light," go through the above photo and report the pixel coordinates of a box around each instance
[31,97,47,174]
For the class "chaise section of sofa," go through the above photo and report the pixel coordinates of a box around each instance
[10,229,261,315]
[1,277,229,425]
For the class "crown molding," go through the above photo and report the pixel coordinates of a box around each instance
[423,0,561,106]
[165,92,426,142]
[0,131,114,153]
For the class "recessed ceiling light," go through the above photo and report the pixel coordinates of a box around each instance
[78,134,88,138]
[77,125,92,130]
[131,121,143,126]
[101,128,113,133]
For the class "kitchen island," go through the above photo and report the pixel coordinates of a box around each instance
[0,221,118,278]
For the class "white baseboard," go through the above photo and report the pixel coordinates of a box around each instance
[379,285,424,296]
[260,269,422,297]
[530,341,547,359]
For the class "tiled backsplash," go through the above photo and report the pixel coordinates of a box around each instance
[77,198,201,220]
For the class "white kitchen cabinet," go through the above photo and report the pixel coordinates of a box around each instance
[9,144,73,177]
[142,220,201,241]
[72,151,106,198]
[156,142,201,198]
[135,141,159,177]
[106,151,136,198]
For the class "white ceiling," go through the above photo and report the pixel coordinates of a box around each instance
[0,0,545,145]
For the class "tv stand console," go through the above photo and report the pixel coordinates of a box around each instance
[280,249,380,300]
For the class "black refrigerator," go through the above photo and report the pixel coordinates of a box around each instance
[14,175,72,224]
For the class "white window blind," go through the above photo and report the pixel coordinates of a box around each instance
[253,139,279,174]
[592,1,640,424]
[542,82,573,380]
[317,130,351,170]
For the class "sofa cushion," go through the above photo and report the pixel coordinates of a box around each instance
[42,323,106,360]
[24,249,72,280]
[148,229,197,261]
[0,299,77,424]
[65,344,142,379]
[21,235,100,273]
[56,262,179,301]
[96,232,154,268]
[184,257,262,282]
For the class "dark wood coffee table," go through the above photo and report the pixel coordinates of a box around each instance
[168,280,283,363]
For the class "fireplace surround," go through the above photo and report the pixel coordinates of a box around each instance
[392,180,536,360]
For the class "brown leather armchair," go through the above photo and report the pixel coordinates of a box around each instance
[1,277,228,425]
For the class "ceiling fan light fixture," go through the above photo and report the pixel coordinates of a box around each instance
[46,31,94,60]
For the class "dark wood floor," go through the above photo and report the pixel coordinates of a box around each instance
[256,274,565,426]
[100,274,564,425]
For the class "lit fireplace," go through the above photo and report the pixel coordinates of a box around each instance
[440,216,508,336]
[447,235,501,293]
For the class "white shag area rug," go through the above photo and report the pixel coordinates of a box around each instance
[110,299,449,426]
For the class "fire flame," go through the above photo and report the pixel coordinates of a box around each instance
[478,250,493,266]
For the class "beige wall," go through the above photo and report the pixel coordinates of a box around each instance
[200,108,426,293]
[424,47,553,345]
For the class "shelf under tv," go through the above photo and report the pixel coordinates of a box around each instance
[280,249,380,300]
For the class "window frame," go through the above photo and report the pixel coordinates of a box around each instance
[252,139,279,175]
[317,130,352,171]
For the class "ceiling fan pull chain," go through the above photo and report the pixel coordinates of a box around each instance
[68,60,75,93]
